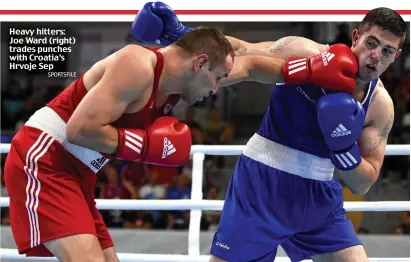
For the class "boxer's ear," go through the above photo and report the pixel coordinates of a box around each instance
[352,29,360,47]
[194,54,209,72]
[393,49,402,61]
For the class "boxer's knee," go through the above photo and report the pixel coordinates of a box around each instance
[103,246,120,262]
[44,234,105,262]
[209,254,228,262]
[311,245,368,262]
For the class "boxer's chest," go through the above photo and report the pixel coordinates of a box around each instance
[293,82,371,109]
[112,94,180,129]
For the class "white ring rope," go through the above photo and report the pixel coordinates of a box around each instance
[0,143,409,262]
[0,143,410,155]
[0,249,409,262]
[0,198,409,211]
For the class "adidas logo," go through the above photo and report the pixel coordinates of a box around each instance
[334,151,358,168]
[91,157,107,170]
[287,58,308,75]
[162,137,176,159]
[125,130,144,155]
[320,51,335,66]
[331,124,351,137]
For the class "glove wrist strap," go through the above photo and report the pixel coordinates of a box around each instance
[330,142,362,171]
[282,57,310,84]
[114,128,146,161]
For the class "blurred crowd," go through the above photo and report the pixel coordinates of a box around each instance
[1,22,410,234]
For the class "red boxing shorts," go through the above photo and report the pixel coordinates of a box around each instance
[3,107,113,256]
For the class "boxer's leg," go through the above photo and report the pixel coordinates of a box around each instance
[209,155,292,262]
[103,247,120,262]
[46,206,118,262]
[281,178,366,262]
[4,126,106,260]
[91,206,119,262]
[282,221,366,262]
[311,245,367,262]
[209,254,227,262]
[44,234,105,262]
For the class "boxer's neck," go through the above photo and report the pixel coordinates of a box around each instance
[156,46,192,99]
[353,77,371,102]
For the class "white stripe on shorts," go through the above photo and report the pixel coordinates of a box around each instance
[24,132,55,248]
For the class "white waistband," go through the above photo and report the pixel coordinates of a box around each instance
[25,106,109,173]
[243,134,334,181]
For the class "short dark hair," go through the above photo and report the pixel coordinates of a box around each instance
[173,26,234,69]
[359,7,407,47]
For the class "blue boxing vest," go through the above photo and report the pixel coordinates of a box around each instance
[257,79,378,159]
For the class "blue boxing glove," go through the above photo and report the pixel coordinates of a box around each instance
[131,2,165,43]
[317,93,365,170]
[132,2,193,46]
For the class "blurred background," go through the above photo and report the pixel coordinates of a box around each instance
[1,21,410,257]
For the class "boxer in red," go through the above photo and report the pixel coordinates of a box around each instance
[3,27,234,261]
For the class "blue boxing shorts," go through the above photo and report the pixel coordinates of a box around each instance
[210,134,362,262]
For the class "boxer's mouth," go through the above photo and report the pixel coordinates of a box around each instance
[366,64,377,71]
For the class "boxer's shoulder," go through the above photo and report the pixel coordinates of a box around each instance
[81,44,157,108]
[106,45,156,89]
[115,44,157,74]
[365,79,394,125]
[121,44,158,60]
[371,79,392,107]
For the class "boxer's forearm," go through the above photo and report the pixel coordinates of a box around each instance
[338,158,379,195]
[248,56,285,84]
[226,36,326,59]
[66,124,119,154]
[225,36,274,56]
[219,55,285,87]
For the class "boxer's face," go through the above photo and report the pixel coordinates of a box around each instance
[352,25,403,83]
[185,54,234,105]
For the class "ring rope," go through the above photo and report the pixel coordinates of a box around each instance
[0,143,409,261]
[0,143,410,155]
[0,248,409,262]
[0,198,409,211]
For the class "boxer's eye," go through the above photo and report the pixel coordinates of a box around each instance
[383,48,395,56]
[367,40,377,48]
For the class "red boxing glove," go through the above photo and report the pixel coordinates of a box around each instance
[282,44,358,94]
[113,116,192,166]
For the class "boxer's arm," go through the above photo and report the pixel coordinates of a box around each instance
[225,36,274,56]
[134,4,327,58]
[218,55,286,87]
[219,43,356,91]
[66,46,153,154]
[217,36,334,87]
[226,35,328,58]
[338,84,394,195]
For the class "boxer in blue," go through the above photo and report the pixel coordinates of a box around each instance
[132,4,406,261]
